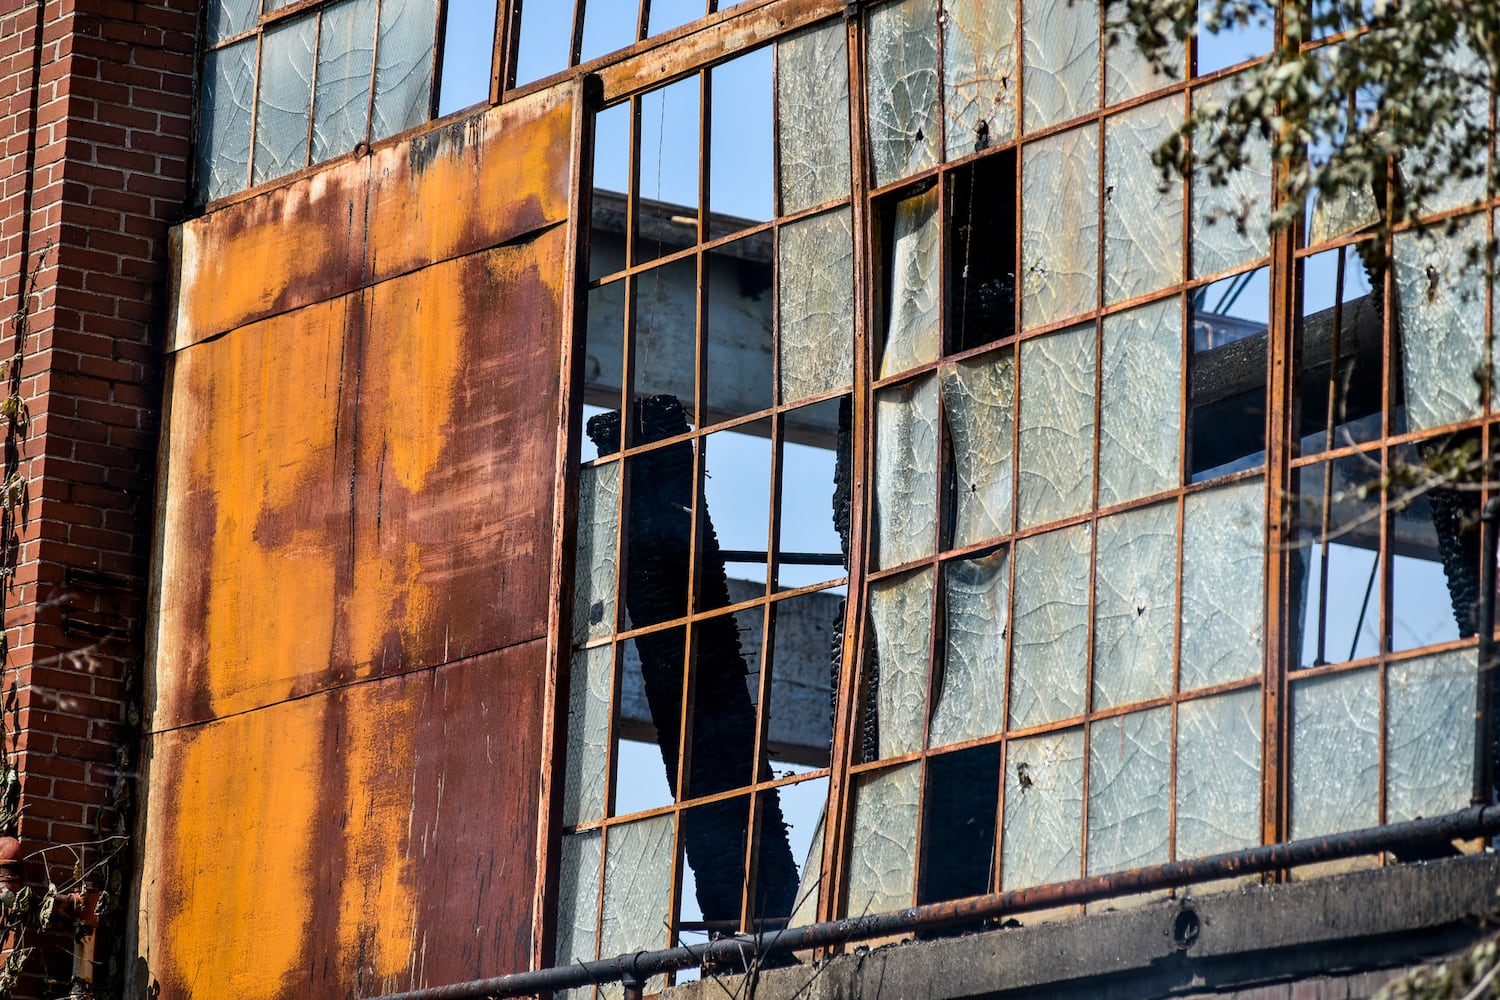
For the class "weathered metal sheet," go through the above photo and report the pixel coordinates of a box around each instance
[137,639,547,1000]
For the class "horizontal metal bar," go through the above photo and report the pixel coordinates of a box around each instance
[719,549,845,565]
[369,805,1500,1000]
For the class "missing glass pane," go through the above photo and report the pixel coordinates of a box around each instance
[919,744,1001,902]
[763,777,828,926]
[1190,267,1268,481]
[1290,456,1382,668]
[1387,436,1480,654]
[591,103,631,282]
[701,422,773,591]
[636,77,702,265]
[947,153,1018,353]
[649,0,704,36]
[437,0,496,114]
[762,590,838,770]
[705,238,774,425]
[777,397,849,591]
[581,0,638,64]
[1195,3,1274,76]
[683,605,763,798]
[631,258,698,421]
[582,282,626,457]
[514,0,573,86]
[710,47,774,237]
[678,792,751,929]
[1297,245,1381,453]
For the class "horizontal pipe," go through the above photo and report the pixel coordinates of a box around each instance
[371,805,1500,1000]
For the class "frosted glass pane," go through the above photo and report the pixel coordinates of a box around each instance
[574,462,620,644]
[941,350,1014,547]
[1387,649,1476,822]
[311,0,377,163]
[371,0,437,141]
[1394,214,1488,433]
[874,375,939,568]
[1176,687,1260,858]
[1180,478,1264,692]
[1002,729,1084,889]
[779,208,855,405]
[1291,668,1378,839]
[555,831,602,966]
[867,568,934,759]
[1011,524,1090,729]
[1105,20,1184,105]
[198,39,257,202]
[1088,706,1171,874]
[1018,324,1095,528]
[1022,125,1099,329]
[254,15,316,184]
[206,0,257,45]
[933,549,1009,747]
[881,186,942,378]
[1104,98,1184,304]
[866,0,939,187]
[1099,298,1181,505]
[563,645,613,826]
[1022,0,1100,131]
[1093,503,1176,711]
[944,0,1018,157]
[777,21,851,214]
[1192,76,1271,276]
[599,815,675,996]
[847,763,920,914]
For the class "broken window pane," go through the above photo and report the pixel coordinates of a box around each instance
[753,779,826,925]
[198,38,257,203]
[311,0,377,163]
[864,568,934,759]
[437,0,495,115]
[1099,298,1181,506]
[710,48,773,236]
[1093,502,1177,711]
[1087,706,1171,875]
[775,20,851,215]
[779,208,855,405]
[632,258,698,419]
[1386,649,1476,822]
[879,184,942,379]
[919,744,1001,902]
[1176,687,1260,858]
[683,606,763,799]
[941,348,1014,548]
[1387,437,1479,654]
[580,0,636,65]
[679,793,753,929]
[370,0,437,141]
[1191,76,1271,276]
[636,77,702,264]
[1196,5,1273,75]
[1018,323,1095,529]
[555,830,603,966]
[865,0,939,188]
[514,0,572,85]
[1290,667,1378,839]
[564,645,614,827]
[1104,98,1184,305]
[933,548,1009,747]
[1001,728,1084,889]
[1022,0,1100,132]
[1180,478,1264,692]
[1021,125,1099,329]
[574,462,620,645]
[599,815,676,996]
[1191,267,1268,480]
[946,153,1018,351]
[649,0,702,36]
[1290,457,1382,669]
[1296,245,1381,453]
[582,281,626,451]
[705,237,774,424]
[943,0,1017,157]
[874,375,939,568]
[205,0,257,46]
[1393,214,1488,434]
[763,591,839,770]
[847,762,920,914]
[591,103,631,282]
[702,423,772,590]
[777,397,848,591]
[1105,18,1184,105]
[1010,524,1090,729]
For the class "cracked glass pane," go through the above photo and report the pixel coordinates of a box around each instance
[1192,76,1271,277]
[1400,42,1490,215]
[776,20,851,215]
[1022,125,1099,329]
[555,830,602,967]
[1105,19,1184,105]
[847,762,921,915]
[1022,0,1100,132]
[311,0,377,163]
[574,462,620,645]
[1176,687,1260,859]
[779,208,854,405]
[1088,706,1171,875]
[1387,649,1476,822]
[866,0,939,188]
[1093,502,1176,712]
[788,793,826,927]
[1291,668,1378,839]
[1099,298,1181,506]
[943,0,1017,158]
[205,0,258,46]
[599,815,676,997]
[370,0,437,142]
[1105,98,1184,305]
[1018,324,1094,528]
[880,185,942,379]
[874,375,939,568]
[933,548,1009,747]
[1180,478,1264,692]
[866,567,934,759]
[1002,728,1083,890]
[198,38,257,203]
[1011,524,1090,729]
[1394,214,1488,434]
[941,349,1014,548]
[564,645,613,827]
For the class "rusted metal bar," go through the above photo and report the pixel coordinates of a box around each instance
[1473,497,1500,805]
[369,805,1500,1000]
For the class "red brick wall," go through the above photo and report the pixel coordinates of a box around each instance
[0,0,196,992]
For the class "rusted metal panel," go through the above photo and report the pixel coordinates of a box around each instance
[137,639,547,1000]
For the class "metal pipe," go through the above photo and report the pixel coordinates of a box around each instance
[1474,497,1500,805]
[369,804,1500,1000]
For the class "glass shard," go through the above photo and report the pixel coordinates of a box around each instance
[1087,706,1171,875]
[1290,668,1378,839]
[198,38,257,202]
[1093,502,1176,711]
[599,815,676,997]
[1010,524,1090,729]
[1192,76,1271,276]
[933,549,1009,747]
[880,186,942,379]
[866,568,934,759]
[788,800,825,926]
[574,462,620,645]
[1022,0,1100,132]
[1386,649,1476,822]
[1099,298,1181,505]
[1018,323,1095,528]
[370,0,437,142]
[1002,728,1084,889]
[874,375,939,568]
[866,0,940,188]
[555,830,603,966]
[779,208,855,405]
[1022,125,1099,329]
[1394,215,1488,434]
[941,349,1015,548]
[1180,478,1264,692]
[776,20,851,214]
[311,0,378,163]
[1104,98,1184,305]
[847,763,921,915]
[564,645,613,827]
[1176,687,1260,858]
[943,0,1018,157]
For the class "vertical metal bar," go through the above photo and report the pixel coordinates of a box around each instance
[365,0,384,145]
[428,0,448,118]
[1473,497,1500,806]
[496,0,522,99]
[307,10,323,166]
